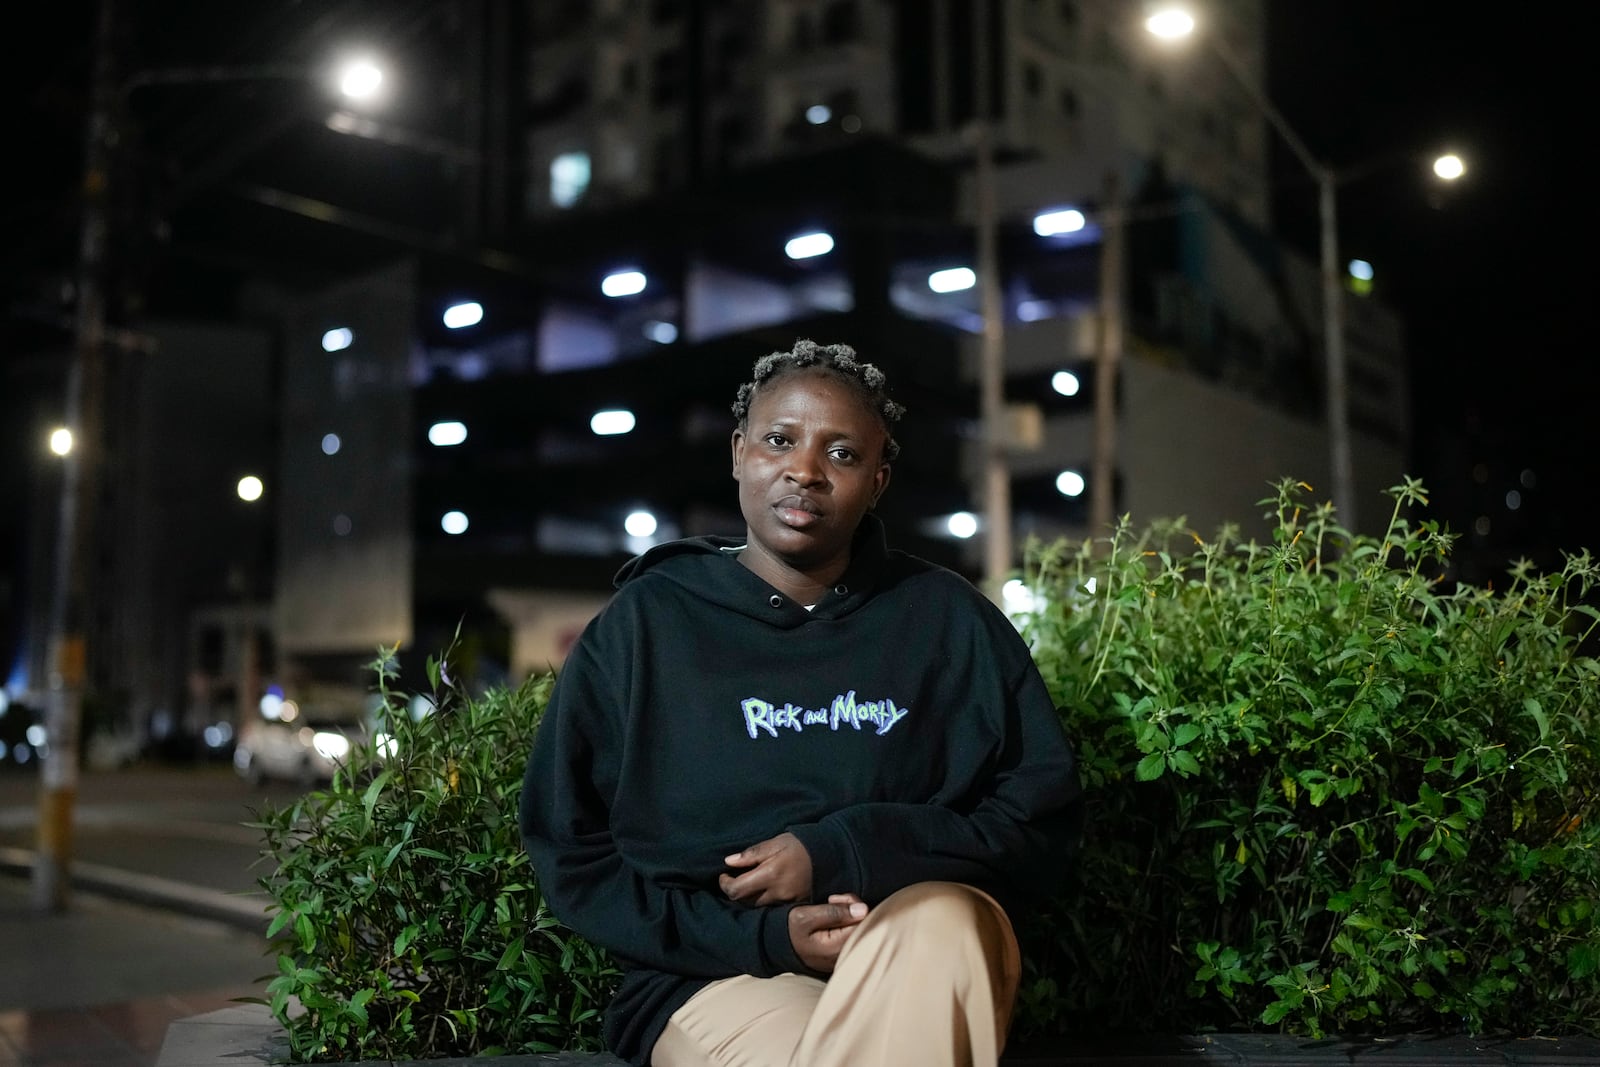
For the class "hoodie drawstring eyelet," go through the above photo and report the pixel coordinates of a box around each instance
[768,594,783,608]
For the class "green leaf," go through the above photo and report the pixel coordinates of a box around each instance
[497,935,526,971]
[1260,1000,1293,1025]
[1134,751,1167,781]
[1172,723,1202,747]
[1522,697,1549,740]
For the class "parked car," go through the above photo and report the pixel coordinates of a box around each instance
[233,689,377,786]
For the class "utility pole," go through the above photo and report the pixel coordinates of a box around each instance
[35,0,115,913]
[973,0,1011,596]
[1318,169,1354,531]
[1090,173,1125,539]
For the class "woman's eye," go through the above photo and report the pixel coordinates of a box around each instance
[830,448,856,462]
[764,433,788,447]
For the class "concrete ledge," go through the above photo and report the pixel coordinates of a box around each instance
[158,1003,1600,1067]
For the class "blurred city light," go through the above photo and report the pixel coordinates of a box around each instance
[237,475,264,502]
[1001,578,1044,617]
[550,151,591,208]
[928,267,976,293]
[947,512,979,539]
[321,432,341,455]
[1433,153,1466,180]
[333,514,353,536]
[1056,470,1086,497]
[1145,6,1196,39]
[806,104,832,125]
[428,420,468,446]
[441,510,469,535]
[601,270,647,297]
[785,231,835,260]
[591,409,637,436]
[337,57,384,102]
[1347,258,1375,295]
[644,320,678,344]
[1017,300,1051,322]
[49,427,73,456]
[321,327,353,352]
[1052,370,1081,397]
[841,115,862,133]
[624,510,658,538]
[1033,208,1086,237]
[442,301,483,329]
[1506,490,1522,511]
[312,730,350,761]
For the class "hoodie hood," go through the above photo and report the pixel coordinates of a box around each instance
[611,513,901,628]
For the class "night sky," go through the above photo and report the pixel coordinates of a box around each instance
[3,3,1593,604]
[1264,5,1591,579]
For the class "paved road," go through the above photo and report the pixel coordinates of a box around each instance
[0,762,305,903]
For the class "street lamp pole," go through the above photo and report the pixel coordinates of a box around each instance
[972,0,1011,596]
[1148,11,1356,529]
[35,0,117,913]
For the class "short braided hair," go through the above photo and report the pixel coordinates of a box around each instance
[731,339,905,462]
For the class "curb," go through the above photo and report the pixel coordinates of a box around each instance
[0,846,270,933]
[156,1002,1600,1067]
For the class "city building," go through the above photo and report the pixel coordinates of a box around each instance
[7,0,1408,754]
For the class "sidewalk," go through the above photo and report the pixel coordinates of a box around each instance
[0,863,270,1067]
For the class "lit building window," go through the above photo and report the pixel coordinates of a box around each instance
[550,151,591,208]
[443,302,483,329]
[428,421,468,447]
[591,409,637,436]
[601,270,648,297]
[785,231,835,260]
[928,267,976,293]
[946,512,978,539]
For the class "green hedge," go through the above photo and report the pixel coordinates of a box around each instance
[255,478,1599,1061]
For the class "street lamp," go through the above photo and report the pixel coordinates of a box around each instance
[1146,5,1358,529]
[33,0,394,914]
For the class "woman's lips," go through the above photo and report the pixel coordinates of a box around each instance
[774,495,821,528]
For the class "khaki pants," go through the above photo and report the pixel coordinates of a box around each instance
[652,882,1020,1067]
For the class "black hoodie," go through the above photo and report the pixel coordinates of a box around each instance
[518,516,1081,1064]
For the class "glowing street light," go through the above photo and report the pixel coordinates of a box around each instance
[1144,6,1196,39]
[337,57,385,103]
[237,475,265,502]
[49,428,74,456]
[1433,153,1466,180]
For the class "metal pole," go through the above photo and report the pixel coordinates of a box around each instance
[1204,32,1353,528]
[973,0,1011,594]
[35,0,116,913]
[1090,173,1124,539]
[1319,171,1355,529]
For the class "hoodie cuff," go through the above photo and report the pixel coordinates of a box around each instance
[787,821,855,900]
[762,904,811,975]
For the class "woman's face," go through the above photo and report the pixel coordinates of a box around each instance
[731,369,891,588]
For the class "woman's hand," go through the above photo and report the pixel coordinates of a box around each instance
[719,832,813,905]
[788,894,869,973]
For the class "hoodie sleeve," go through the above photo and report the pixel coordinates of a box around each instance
[788,642,1083,910]
[519,640,809,979]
